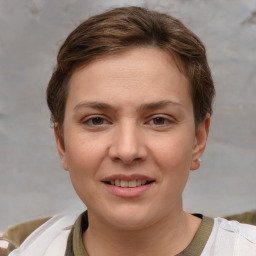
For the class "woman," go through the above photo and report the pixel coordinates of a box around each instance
[5,6,256,256]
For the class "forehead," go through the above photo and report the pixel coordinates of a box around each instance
[67,47,191,109]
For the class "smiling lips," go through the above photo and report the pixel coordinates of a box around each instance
[109,179,150,188]
[102,175,155,197]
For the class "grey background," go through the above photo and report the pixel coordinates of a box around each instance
[0,0,256,231]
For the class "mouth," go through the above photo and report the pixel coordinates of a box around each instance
[103,179,154,188]
[101,174,155,197]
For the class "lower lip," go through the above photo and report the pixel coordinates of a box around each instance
[103,182,154,198]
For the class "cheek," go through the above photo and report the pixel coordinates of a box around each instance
[150,134,194,171]
[154,136,193,199]
[65,140,102,203]
[65,135,107,178]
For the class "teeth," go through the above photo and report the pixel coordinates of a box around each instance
[136,180,142,186]
[129,180,136,188]
[115,180,120,186]
[120,180,128,188]
[109,179,150,188]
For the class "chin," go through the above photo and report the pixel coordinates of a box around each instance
[101,205,157,231]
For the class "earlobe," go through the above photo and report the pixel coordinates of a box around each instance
[190,114,211,171]
[54,124,68,171]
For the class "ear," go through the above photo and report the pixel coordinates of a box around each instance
[190,113,211,170]
[54,123,68,171]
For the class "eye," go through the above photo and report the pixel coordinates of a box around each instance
[152,117,167,125]
[147,115,174,126]
[82,116,109,126]
[90,117,105,125]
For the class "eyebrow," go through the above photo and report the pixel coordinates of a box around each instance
[73,100,182,112]
[139,100,182,111]
[74,101,112,111]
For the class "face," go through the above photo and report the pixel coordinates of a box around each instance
[55,47,210,230]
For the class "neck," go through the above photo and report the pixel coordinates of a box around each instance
[83,209,201,256]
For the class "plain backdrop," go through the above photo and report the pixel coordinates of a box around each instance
[0,0,256,231]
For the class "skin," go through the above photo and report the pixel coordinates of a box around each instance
[55,47,210,255]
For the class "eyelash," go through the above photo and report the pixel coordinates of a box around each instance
[82,115,175,128]
[82,115,111,126]
[146,115,175,126]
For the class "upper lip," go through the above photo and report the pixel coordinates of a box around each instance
[101,174,155,182]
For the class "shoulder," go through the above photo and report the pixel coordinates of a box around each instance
[224,210,256,225]
[215,217,256,241]
[202,217,256,255]
[5,213,80,256]
[3,217,51,249]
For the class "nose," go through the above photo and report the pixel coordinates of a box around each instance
[108,120,147,165]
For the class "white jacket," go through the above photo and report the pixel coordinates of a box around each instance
[9,215,256,256]
[202,217,256,255]
[8,214,76,256]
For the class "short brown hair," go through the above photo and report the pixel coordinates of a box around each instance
[47,6,215,135]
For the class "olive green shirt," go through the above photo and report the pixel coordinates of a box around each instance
[65,212,214,256]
